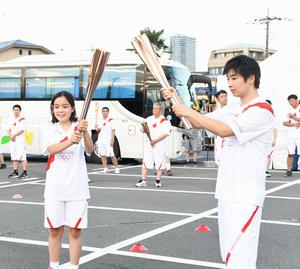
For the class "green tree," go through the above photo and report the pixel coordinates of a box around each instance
[127,27,171,57]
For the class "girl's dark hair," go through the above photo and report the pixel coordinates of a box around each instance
[50,91,78,123]
[223,55,261,89]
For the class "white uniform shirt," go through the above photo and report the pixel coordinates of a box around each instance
[8,117,26,144]
[145,115,170,151]
[97,117,115,144]
[286,105,300,138]
[43,122,90,201]
[208,97,274,206]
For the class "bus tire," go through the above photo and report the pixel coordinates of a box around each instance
[88,130,121,164]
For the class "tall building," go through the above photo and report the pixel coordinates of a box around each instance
[170,35,196,72]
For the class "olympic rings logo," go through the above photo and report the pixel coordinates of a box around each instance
[57,153,72,161]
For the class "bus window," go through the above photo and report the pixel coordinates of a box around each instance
[0,78,21,98]
[0,68,22,99]
[83,65,137,99]
[24,67,80,98]
[25,77,79,98]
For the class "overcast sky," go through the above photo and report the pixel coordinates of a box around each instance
[1,0,299,70]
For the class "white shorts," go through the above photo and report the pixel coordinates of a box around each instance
[44,199,88,229]
[10,143,26,161]
[143,148,166,170]
[287,137,300,155]
[97,143,114,157]
[218,200,262,268]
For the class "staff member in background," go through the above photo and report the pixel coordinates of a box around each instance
[7,104,28,179]
[95,107,120,174]
[213,90,228,166]
[283,94,300,177]
[135,102,170,188]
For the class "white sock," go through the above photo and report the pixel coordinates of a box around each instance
[70,264,79,269]
[49,261,59,269]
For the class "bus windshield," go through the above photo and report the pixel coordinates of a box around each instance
[164,66,192,108]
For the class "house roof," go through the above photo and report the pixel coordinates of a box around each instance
[0,39,53,54]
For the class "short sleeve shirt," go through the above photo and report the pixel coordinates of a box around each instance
[207,97,274,206]
[97,117,115,144]
[43,122,90,201]
[145,115,170,150]
[285,105,300,138]
[8,117,26,144]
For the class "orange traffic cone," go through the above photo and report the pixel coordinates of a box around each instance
[195,224,211,233]
[130,243,149,253]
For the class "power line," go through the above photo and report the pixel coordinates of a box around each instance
[251,7,291,59]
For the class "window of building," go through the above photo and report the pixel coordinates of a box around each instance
[19,50,23,55]
[28,50,32,55]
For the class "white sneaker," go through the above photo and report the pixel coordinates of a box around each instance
[135,180,147,187]
[114,167,120,174]
[102,168,109,173]
[155,181,162,188]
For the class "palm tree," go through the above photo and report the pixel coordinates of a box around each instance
[127,27,171,57]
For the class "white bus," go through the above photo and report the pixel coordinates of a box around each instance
[0,53,197,162]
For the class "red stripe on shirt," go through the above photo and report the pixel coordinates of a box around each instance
[242,102,274,115]
[45,136,69,171]
[160,117,168,124]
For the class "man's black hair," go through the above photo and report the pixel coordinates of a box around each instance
[216,90,227,99]
[102,107,109,112]
[13,104,22,111]
[287,94,298,100]
[223,55,261,89]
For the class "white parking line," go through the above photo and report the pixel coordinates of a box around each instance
[112,250,225,268]
[0,179,43,189]
[266,195,300,201]
[89,164,141,174]
[265,179,300,194]
[88,172,218,180]
[86,172,291,184]
[0,181,10,185]
[66,207,219,267]
[206,215,300,226]
[61,177,300,267]
[89,186,215,195]
[2,199,298,228]
[0,200,194,217]
[0,236,225,268]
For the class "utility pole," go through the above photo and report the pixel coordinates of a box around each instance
[252,7,289,59]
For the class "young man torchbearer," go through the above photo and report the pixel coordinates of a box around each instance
[162,55,274,268]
